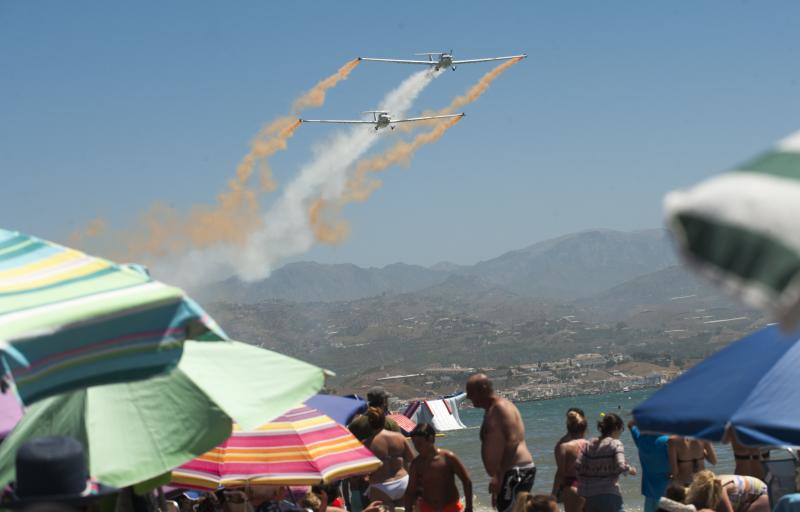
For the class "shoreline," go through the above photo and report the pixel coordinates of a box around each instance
[509,382,662,404]
[452,383,661,409]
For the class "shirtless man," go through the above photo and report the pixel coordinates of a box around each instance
[405,423,473,512]
[465,374,535,512]
[363,407,414,510]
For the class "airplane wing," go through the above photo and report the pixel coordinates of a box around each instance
[451,54,527,64]
[300,119,374,124]
[359,57,437,65]
[392,113,465,123]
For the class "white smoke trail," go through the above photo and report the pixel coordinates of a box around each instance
[157,69,438,287]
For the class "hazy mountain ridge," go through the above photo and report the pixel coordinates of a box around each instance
[459,229,676,298]
[203,228,678,303]
[202,261,448,303]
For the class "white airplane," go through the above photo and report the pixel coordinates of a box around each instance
[300,111,464,131]
[358,50,527,71]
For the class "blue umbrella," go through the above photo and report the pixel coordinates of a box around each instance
[304,393,365,426]
[633,324,800,447]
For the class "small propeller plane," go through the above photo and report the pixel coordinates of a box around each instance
[299,111,464,131]
[358,50,526,71]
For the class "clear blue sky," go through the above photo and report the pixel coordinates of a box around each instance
[2,2,799,268]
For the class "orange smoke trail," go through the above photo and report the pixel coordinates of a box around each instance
[308,198,350,245]
[448,56,523,110]
[80,61,359,263]
[344,115,464,204]
[68,217,107,246]
[397,56,523,132]
[236,117,302,194]
[308,116,464,244]
[292,59,360,113]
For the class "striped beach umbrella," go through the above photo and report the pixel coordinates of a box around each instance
[171,405,382,490]
[0,228,225,404]
[0,340,324,488]
[386,413,417,434]
[664,130,800,328]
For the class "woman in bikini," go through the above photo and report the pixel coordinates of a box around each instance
[363,407,414,510]
[668,436,717,486]
[722,428,769,480]
[554,410,588,512]
[686,470,769,512]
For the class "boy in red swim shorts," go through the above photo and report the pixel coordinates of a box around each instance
[405,423,473,512]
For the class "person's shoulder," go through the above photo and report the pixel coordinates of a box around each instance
[387,429,407,442]
[567,438,589,449]
[348,414,367,428]
[385,417,400,431]
[440,448,459,460]
[347,415,370,440]
[494,397,520,417]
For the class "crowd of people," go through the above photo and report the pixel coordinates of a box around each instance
[0,374,791,512]
[349,374,781,512]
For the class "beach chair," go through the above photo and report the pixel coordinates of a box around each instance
[763,449,800,506]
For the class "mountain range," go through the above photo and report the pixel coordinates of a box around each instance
[201,228,680,305]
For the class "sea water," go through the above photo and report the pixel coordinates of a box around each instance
[435,389,736,511]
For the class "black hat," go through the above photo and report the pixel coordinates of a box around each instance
[366,387,389,407]
[2,436,118,508]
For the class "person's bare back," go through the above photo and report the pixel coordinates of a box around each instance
[362,407,413,509]
[669,437,716,485]
[556,439,588,512]
[365,429,410,484]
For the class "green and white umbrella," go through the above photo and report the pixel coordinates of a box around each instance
[664,130,800,327]
[0,339,324,488]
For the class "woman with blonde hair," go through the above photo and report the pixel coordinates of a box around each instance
[511,492,558,512]
[686,470,769,512]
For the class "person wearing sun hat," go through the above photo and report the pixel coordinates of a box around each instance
[2,436,118,510]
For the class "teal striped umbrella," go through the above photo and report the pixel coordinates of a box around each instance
[664,130,800,328]
[0,228,226,404]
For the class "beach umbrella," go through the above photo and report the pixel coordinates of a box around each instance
[0,340,324,488]
[633,324,800,446]
[664,130,800,329]
[0,228,226,405]
[386,413,417,434]
[303,393,365,426]
[171,405,382,490]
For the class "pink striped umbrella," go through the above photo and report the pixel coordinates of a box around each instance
[171,405,381,490]
[387,413,416,434]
